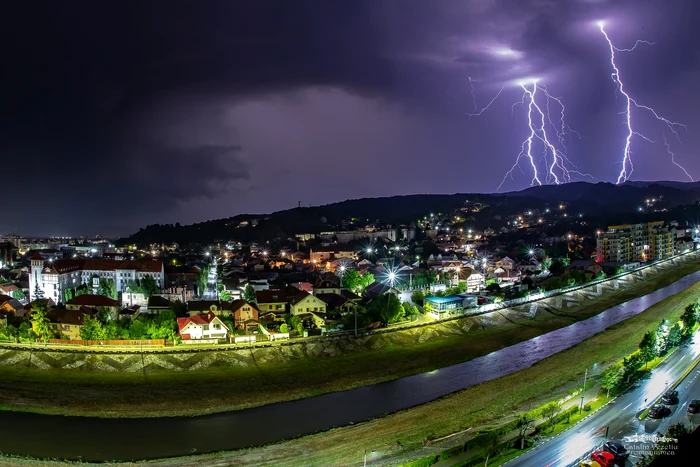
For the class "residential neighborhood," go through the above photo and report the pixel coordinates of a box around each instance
[1,199,699,347]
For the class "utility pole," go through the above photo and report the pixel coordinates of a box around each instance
[354,306,358,337]
[580,367,588,415]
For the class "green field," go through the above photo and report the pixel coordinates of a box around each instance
[2,264,700,466]
[0,260,699,420]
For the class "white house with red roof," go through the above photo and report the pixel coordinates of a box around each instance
[177,311,229,342]
[29,253,164,303]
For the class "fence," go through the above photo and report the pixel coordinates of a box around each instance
[47,339,165,346]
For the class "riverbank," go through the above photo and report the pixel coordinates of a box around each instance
[1,259,699,420]
[7,260,700,466]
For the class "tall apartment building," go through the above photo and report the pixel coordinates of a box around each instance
[596,221,673,264]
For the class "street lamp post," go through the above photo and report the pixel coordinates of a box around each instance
[579,367,588,415]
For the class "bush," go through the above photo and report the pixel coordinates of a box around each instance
[583,404,591,412]
[279,324,289,333]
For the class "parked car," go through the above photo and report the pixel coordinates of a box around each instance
[603,440,629,462]
[590,450,616,467]
[648,404,671,419]
[688,399,700,415]
[661,390,679,405]
[579,460,601,467]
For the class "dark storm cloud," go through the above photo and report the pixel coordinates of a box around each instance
[2,0,699,235]
[1,0,394,235]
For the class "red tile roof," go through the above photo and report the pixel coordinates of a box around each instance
[177,311,220,335]
[67,294,119,307]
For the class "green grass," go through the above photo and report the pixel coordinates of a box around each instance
[1,259,699,420]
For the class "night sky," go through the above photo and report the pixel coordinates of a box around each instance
[3,0,699,237]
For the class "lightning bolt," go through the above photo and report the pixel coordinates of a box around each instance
[467,81,504,118]
[598,22,691,183]
[663,130,694,181]
[497,81,592,190]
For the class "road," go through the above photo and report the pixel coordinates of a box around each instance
[507,333,700,467]
[200,260,218,300]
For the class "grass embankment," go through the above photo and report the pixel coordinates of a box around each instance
[2,269,700,466]
[1,260,699,420]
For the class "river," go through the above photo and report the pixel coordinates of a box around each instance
[1,270,699,461]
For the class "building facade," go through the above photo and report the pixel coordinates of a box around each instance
[29,255,164,303]
[596,221,673,263]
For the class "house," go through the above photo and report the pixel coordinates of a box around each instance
[490,267,521,283]
[364,282,399,299]
[147,295,171,314]
[46,306,96,340]
[187,300,233,317]
[675,237,695,255]
[0,294,24,317]
[495,257,515,270]
[66,295,120,318]
[255,290,288,321]
[290,282,314,293]
[314,279,341,295]
[316,292,360,313]
[118,305,141,322]
[0,283,20,297]
[231,299,260,330]
[309,246,359,263]
[568,260,603,276]
[288,290,327,316]
[516,258,541,273]
[177,311,229,342]
[462,269,485,293]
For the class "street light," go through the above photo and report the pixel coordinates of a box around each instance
[579,363,598,414]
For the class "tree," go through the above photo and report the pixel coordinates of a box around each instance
[18,321,33,340]
[12,289,24,300]
[288,315,302,335]
[411,290,425,305]
[539,402,561,431]
[514,414,535,450]
[196,272,207,296]
[474,431,506,466]
[359,272,375,292]
[639,331,659,368]
[541,257,552,272]
[243,284,256,303]
[30,301,52,341]
[79,316,106,340]
[140,276,160,297]
[128,319,147,339]
[279,323,289,333]
[64,288,73,303]
[668,323,683,347]
[681,303,699,331]
[368,294,403,325]
[169,300,188,317]
[32,282,44,300]
[97,278,117,300]
[600,362,624,397]
[220,290,231,301]
[341,269,361,292]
